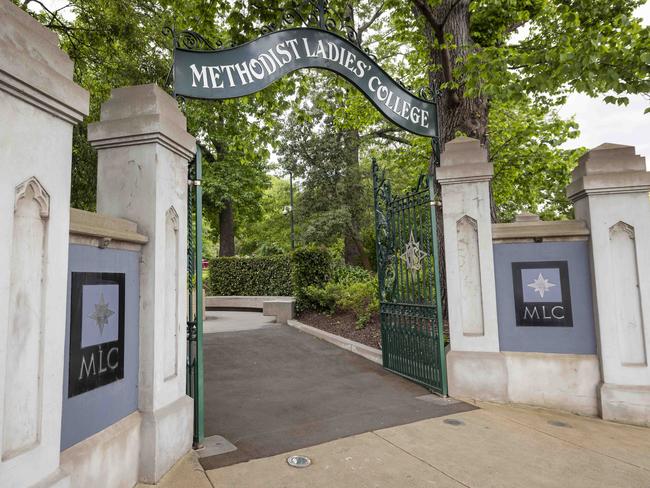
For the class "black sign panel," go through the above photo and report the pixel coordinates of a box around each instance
[512,261,573,327]
[174,28,438,138]
[68,272,125,397]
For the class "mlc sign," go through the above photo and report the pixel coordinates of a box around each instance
[173,28,438,138]
[512,261,573,327]
[68,272,125,397]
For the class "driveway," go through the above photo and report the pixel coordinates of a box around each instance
[200,311,474,470]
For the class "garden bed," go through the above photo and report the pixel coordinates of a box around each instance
[298,310,382,350]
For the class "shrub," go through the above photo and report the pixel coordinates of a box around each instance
[292,246,332,311]
[331,264,373,286]
[336,278,379,329]
[208,255,292,296]
[302,282,343,314]
[302,265,379,328]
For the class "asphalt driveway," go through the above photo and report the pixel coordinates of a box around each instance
[200,313,474,469]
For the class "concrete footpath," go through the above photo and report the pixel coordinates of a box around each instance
[148,400,650,488]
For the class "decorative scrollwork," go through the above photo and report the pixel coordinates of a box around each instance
[373,159,398,302]
[163,26,222,51]
[257,0,376,59]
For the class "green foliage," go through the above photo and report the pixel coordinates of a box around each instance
[302,265,379,328]
[336,279,379,329]
[466,0,650,106]
[331,264,374,286]
[22,0,294,242]
[277,80,371,257]
[208,246,334,307]
[489,98,585,221]
[237,176,292,255]
[208,255,292,297]
[291,246,333,311]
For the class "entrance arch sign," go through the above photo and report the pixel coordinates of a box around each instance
[168,1,445,445]
[171,30,438,138]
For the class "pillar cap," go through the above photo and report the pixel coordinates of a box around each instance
[88,84,195,161]
[567,143,650,202]
[437,137,492,184]
[572,143,646,179]
[0,1,89,123]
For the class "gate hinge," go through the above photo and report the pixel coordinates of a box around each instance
[430,200,442,207]
[188,179,202,186]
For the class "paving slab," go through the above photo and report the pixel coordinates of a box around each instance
[207,431,465,488]
[375,409,650,488]
[152,400,650,488]
[473,401,650,471]
[201,320,474,470]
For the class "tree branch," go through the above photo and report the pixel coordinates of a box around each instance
[410,0,440,30]
[358,2,385,38]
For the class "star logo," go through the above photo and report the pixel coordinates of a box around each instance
[88,291,115,335]
[527,273,556,298]
[399,230,428,276]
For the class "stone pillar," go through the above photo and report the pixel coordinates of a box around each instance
[87,84,195,482]
[436,137,499,352]
[567,143,650,427]
[0,2,89,487]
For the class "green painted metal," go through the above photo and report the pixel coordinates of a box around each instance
[372,160,448,395]
[186,145,205,447]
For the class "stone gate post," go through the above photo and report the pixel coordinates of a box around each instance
[567,144,650,426]
[87,84,196,482]
[0,3,89,487]
[437,137,500,352]
[436,137,501,399]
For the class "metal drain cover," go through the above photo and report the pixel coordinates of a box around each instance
[287,455,312,468]
[443,418,465,426]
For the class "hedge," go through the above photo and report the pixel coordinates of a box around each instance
[207,247,332,301]
[208,255,293,296]
[292,246,332,311]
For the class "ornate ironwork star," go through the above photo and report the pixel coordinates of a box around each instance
[400,230,428,276]
[89,292,115,335]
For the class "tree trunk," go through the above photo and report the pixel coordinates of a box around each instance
[344,231,371,269]
[419,0,489,148]
[219,199,235,256]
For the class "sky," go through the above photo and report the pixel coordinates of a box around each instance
[558,2,649,163]
[34,0,649,164]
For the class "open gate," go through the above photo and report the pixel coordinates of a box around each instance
[186,146,204,448]
[372,160,447,395]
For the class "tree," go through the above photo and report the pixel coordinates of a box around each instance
[489,98,583,221]
[403,0,648,147]
[19,0,294,254]
[277,76,372,267]
[237,176,293,255]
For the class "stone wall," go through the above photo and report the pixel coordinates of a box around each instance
[0,4,196,486]
[440,137,650,425]
[0,2,88,486]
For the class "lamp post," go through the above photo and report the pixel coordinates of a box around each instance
[289,171,295,250]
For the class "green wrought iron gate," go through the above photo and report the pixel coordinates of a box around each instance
[372,160,447,395]
[186,145,204,448]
